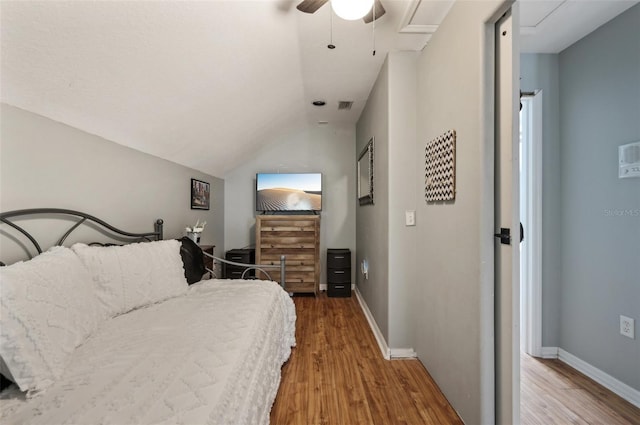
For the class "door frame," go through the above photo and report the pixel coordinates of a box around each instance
[494,4,520,424]
[519,92,543,358]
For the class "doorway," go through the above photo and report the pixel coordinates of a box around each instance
[519,91,542,358]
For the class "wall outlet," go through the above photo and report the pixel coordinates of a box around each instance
[620,315,635,339]
[361,259,369,280]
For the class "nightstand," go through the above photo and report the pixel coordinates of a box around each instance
[327,248,351,297]
[199,245,215,278]
[224,248,256,279]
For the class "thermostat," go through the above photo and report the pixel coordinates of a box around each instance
[619,141,640,179]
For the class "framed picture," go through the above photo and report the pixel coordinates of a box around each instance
[191,178,210,210]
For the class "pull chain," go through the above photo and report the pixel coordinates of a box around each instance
[328,7,335,49]
[372,1,376,56]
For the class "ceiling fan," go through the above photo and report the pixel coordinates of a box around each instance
[296,0,386,23]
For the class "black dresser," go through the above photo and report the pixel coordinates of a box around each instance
[327,248,351,297]
[223,248,255,279]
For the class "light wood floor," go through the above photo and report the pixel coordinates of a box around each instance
[270,293,462,425]
[521,352,640,425]
[270,293,640,424]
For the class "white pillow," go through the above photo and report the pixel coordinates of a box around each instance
[0,246,102,394]
[71,240,187,318]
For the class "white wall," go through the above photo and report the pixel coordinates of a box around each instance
[223,124,356,286]
[0,104,224,264]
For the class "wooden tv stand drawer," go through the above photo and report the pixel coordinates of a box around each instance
[255,215,320,295]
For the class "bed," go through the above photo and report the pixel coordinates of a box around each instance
[0,209,296,425]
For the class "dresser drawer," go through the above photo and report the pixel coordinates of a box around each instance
[226,268,244,279]
[327,268,351,284]
[259,220,318,231]
[260,240,316,249]
[259,270,316,284]
[327,283,351,297]
[227,253,249,262]
[327,249,351,269]
[225,249,255,263]
[261,253,314,266]
[285,271,316,284]
[224,265,255,279]
[286,264,316,272]
[260,248,316,258]
[285,281,316,293]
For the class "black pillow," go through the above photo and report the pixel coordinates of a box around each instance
[0,374,12,392]
[178,237,205,284]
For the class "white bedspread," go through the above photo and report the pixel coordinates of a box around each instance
[0,279,296,425]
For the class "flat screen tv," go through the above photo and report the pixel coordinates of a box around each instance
[256,173,322,212]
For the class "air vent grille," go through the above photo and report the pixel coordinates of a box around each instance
[338,101,354,110]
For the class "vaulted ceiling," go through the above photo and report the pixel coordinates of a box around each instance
[1,1,636,178]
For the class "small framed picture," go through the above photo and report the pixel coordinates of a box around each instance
[191,178,210,210]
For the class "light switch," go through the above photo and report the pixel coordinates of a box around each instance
[405,210,416,226]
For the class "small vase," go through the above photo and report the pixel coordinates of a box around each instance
[187,232,201,244]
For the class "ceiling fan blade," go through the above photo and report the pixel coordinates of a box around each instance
[363,0,386,23]
[296,0,328,14]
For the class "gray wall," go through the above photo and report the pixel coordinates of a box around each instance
[387,52,418,349]
[223,124,356,286]
[357,3,508,421]
[520,54,562,347]
[558,5,640,390]
[411,2,506,423]
[355,52,419,350]
[356,58,390,342]
[0,104,224,264]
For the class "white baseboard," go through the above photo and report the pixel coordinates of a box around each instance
[557,348,640,409]
[354,287,391,360]
[540,346,559,359]
[390,348,417,358]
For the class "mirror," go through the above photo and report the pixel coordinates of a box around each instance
[358,137,374,205]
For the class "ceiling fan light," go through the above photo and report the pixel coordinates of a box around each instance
[331,0,374,21]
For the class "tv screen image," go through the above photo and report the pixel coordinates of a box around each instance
[256,173,322,212]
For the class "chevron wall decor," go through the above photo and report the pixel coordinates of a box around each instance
[425,129,456,202]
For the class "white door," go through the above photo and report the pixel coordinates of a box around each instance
[495,6,520,425]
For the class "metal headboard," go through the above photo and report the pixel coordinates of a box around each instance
[0,208,289,291]
[0,208,163,265]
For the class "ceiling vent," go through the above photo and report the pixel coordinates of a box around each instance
[338,101,354,110]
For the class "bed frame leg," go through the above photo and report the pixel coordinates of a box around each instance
[280,255,286,291]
